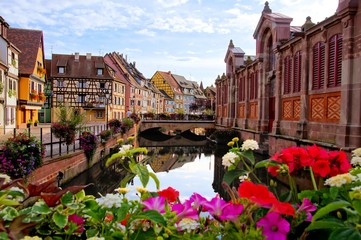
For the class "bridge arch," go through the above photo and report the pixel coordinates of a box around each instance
[138,120,215,134]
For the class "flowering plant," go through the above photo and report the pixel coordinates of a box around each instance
[108,119,122,133]
[99,129,112,142]
[51,122,77,145]
[0,133,45,179]
[79,131,98,160]
[29,90,38,100]
[1,140,361,239]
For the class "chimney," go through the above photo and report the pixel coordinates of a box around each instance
[75,52,79,61]
[133,61,136,67]
[86,53,91,60]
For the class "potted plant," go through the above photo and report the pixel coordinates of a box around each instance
[30,89,38,100]
[27,119,33,128]
[34,119,39,127]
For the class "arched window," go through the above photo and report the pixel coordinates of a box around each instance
[283,56,292,94]
[312,42,325,90]
[328,34,342,87]
[293,51,301,93]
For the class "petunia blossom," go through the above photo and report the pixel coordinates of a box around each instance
[238,181,277,206]
[256,212,290,240]
[172,202,199,221]
[187,192,208,210]
[142,196,166,214]
[296,198,317,222]
[202,196,243,221]
[157,186,179,203]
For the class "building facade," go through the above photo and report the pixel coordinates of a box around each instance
[216,0,361,154]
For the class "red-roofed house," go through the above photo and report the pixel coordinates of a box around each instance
[8,28,46,128]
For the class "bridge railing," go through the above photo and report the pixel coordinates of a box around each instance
[142,113,215,121]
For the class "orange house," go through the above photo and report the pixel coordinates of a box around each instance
[8,28,46,128]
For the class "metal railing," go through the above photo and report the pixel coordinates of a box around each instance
[1,124,109,162]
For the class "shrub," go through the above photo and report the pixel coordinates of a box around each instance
[0,133,45,179]
[99,129,112,142]
[108,119,122,133]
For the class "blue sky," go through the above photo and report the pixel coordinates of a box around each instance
[1,0,338,87]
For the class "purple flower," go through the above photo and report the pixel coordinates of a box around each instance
[142,196,166,214]
[186,192,207,210]
[203,196,243,221]
[297,198,317,222]
[172,202,199,221]
[256,212,290,240]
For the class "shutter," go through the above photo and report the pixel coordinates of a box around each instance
[238,77,243,101]
[328,36,336,87]
[312,44,319,89]
[293,51,301,93]
[320,43,325,88]
[255,71,258,99]
[336,35,342,86]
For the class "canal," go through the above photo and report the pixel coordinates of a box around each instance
[63,131,234,200]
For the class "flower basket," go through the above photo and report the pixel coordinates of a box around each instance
[80,131,97,160]
[38,92,46,101]
[30,90,38,100]
[51,123,77,145]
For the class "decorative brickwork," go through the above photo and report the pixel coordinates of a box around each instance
[309,92,340,122]
[239,103,245,118]
[248,102,258,119]
[281,97,301,120]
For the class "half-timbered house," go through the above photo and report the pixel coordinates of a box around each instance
[217,0,361,154]
[47,53,113,123]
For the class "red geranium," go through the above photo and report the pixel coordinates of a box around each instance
[312,160,331,177]
[238,181,277,206]
[157,187,180,203]
[271,201,295,217]
[328,150,352,177]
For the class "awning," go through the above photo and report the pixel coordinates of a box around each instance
[22,105,42,110]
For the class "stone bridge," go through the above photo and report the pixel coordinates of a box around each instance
[138,120,215,133]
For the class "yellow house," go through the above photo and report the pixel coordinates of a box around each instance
[8,28,46,128]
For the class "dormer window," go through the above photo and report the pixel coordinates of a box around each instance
[97,68,103,75]
[58,67,65,74]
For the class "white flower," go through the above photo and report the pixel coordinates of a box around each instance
[177,218,199,233]
[0,174,11,184]
[114,187,130,194]
[351,156,361,166]
[324,173,355,187]
[119,144,132,154]
[222,152,238,168]
[239,173,249,183]
[96,193,122,208]
[241,139,259,151]
[136,186,148,193]
[352,186,361,191]
[352,148,361,157]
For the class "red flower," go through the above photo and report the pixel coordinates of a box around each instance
[312,160,330,177]
[105,214,114,223]
[66,214,85,233]
[157,187,180,203]
[307,144,328,161]
[328,150,352,177]
[271,201,295,217]
[120,213,130,226]
[238,181,277,206]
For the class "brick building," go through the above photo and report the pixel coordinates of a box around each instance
[216,0,361,154]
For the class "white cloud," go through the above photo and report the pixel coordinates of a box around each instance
[136,29,156,37]
[156,0,189,8]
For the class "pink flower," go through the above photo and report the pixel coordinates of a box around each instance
[256,212,290,240]
[297,198,317,222]
[66,214,85,233]
[172,202,199,221]
[142,196,166,214]
[203,196,243,221]
[186,192,208,210]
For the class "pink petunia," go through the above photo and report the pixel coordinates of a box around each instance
[142,196,166,214]
[256,212,290,240]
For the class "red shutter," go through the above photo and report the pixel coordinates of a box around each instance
[320,43,325,88]
[293,51,301,93]
[336,35,342,86]
[312,45,319,89]
[238,77,243,101]
[284,56,291,94]
[313,42,325,90]
[328,36,336,87]
[255,71,258,99]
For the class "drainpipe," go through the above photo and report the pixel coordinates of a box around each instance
[4,70,8,135]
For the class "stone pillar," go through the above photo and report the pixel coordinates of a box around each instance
[336,3,361,148]
[272,50,282,134]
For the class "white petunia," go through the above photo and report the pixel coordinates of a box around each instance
[324,173,355,187]
[177,218,199,233]
[352,148,361,157]
[222,152,238,168]
[241,139,259,151]
[351,156,361,166]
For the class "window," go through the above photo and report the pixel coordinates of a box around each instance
[283,56,292,94]
[57,80,64,87]
[96,111,104,118]
[58,67,65,74]
[238,77,245,101]
[100,82,105,89]
[249,72,259,100]
[122,86,125,94]
[328,34,342,87]
[312,41,325,90]
[57,94,64,102]
[31,81,35,91]
[79,80,86,88]
[78,94,86,103]
[97,68,103,75]
[293,51,301,93]
[114,83,117,92]
[38,83,42,93]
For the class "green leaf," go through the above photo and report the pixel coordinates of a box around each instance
[0,198,20,207]
[149,172,160,190]
[352,199,361,216]
[0,232,10,240]
[61,191,74,205]
[238,150,255,165]
[329,228,361,240]
[312,200,351,222]
[133,210,166,226]
[106,152,124,167]
[75,189,86,201]
[117,202,130,222]
[223,169,248,185]
[120,173,136,188]
[0,207,19,221]
[32,202,52,214]
[53,212,67,228]
[254,159,270,169]
[130,164,149,187]
[329,187,339,199]
[306,219,346,231]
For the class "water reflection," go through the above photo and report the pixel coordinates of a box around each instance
[64,134,238,200]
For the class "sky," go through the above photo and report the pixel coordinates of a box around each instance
[1,0,338,87]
